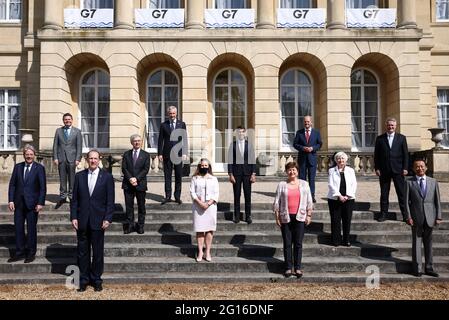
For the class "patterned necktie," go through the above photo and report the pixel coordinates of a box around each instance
[24,164,30,182]
[133,150,138,165]
[64,128,69,140]
[305,130,310,144]
[420,177,426,198]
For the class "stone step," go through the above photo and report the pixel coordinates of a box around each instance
[2,256,449,274]
[1,271,449,285]
[1,243,449,258]
[2,219,439,233]
[2,230,446,245]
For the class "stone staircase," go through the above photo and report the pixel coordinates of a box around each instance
[0,202,448,284]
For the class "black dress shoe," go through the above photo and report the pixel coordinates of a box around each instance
[425,270,439,277]
[123,224,134,234]
[77,284,87,292]
[94,283,103,292]
[233,217,240,223]
[413,271,423,277]
[7,255,25,263]
[136,225,145,234]
[312,197,317,203]
[24,255,35,263]
[284,270,294,278]
[342,241,351,247]
[377,214,386,222]
[175,199,183,205]
[161,198,171,205]
[55,198,67,209]
[245,216,252,224]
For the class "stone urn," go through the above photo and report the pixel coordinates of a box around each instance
[428,128,446,149]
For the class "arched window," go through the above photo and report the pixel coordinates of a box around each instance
[351,69,379,150]
[147,69,180,150]
[80,69,110,150]
[280,69,312,149]
[214,69,246,165]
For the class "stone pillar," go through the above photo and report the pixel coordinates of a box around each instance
[397,0,417,29]
[186,0,205,29]
[327,0,345,29]
[257,0,275,29]
[114,0,134,29]
[43,0,63,30]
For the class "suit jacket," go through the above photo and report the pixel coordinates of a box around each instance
[8,162,47,211]
[157,119,188,160]
[70,169,115,231]
[227,140,256,176]
[374,132,409,175]
[53,126,82,163]
[405,176,442,233]
[121,149,151,191]
[327,166,357,200]
[293,128,323,166]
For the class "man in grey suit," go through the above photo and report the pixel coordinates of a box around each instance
[405,159,443,277]
[53,113,82,208]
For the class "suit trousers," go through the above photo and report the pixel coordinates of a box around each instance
[77,227,105,286]
[281,215,305,271]
[124,189,146,227]
[163,158,183,200]
[299,160,317,196]
[14,200,39,257]
[233,175,252,219]
[328,199,354,245]
[412,221,434,273]
[379,172,406,217]
[58,160,76,199]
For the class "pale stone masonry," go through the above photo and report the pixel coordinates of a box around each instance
[1,0,449,174]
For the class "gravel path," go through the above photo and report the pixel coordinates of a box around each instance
[1,283,449,300]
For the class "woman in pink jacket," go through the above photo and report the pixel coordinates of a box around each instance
[273,162,314,278]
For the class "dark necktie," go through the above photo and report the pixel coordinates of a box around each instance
[133,150,138,165]
[420,178,426,198]
[24,164,30,182]
[171,121,175,131]
[305,130,310,144]
[64,128,69,140]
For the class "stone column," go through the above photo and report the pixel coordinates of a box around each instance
[397,0,417,29]
[186,0,205,29]
[43,0,63,29]
[257,0,275,29]
[327,0,345,29]
[114,0,134,29]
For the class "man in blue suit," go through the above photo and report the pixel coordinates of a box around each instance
[8,144,46,263]
[293,116,323,203]
[70,149,115,292]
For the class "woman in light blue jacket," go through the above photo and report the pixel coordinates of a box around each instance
[273,161,314,278]
[327,151,357,247]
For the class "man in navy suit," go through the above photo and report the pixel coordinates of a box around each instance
[374,118,409,222]
[8,144,46,263]
[70,149,115,292]
[293,116,323,203]
[158,106,188,205]
[228,127,256,224]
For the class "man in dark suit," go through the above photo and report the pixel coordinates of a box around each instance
[158,105,188,205]
[228,127,256,224]
[53,113,82,208]
[121,134,150,234]
[405,159,442,277]
[70,149,115,292]
[293,115,322,203]
[374,118,409,222]
[8,145,46,263]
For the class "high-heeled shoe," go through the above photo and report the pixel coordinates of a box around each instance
[195,253,203,262]
[204,255,212,262]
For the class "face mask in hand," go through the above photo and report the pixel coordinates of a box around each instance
[199,167,208,176]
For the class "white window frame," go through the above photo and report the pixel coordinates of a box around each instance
[437,87,449,148]
[350,68,380,152]
[79,69,110,153]
[279,68,314,152]
[0,0,22,23]
[278,0,312,8]
[0,89,20,151]
[147,0,181,8]
[212,68,248,170]
[436,0,449,22]
[81,0,114,9]
[146,68,181,152]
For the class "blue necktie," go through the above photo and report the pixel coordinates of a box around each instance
[419,178,426,198]
[171,121,175,131]
[64,128,69,140]
[24,164,30,182]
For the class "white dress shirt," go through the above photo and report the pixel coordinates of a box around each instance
[88,167,100,196]
[238,139,245,157]
[387,132,395,148]
[23,162,33,177]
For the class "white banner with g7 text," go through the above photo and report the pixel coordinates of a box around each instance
[205,9,255,28]
[135,9,184,28]
[277,8,326,28]
[346,9,396,28]
[64,9,113,28]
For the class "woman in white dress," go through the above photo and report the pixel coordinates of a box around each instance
[190,158,219,262]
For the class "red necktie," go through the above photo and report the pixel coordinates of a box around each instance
[305,130,310,144]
